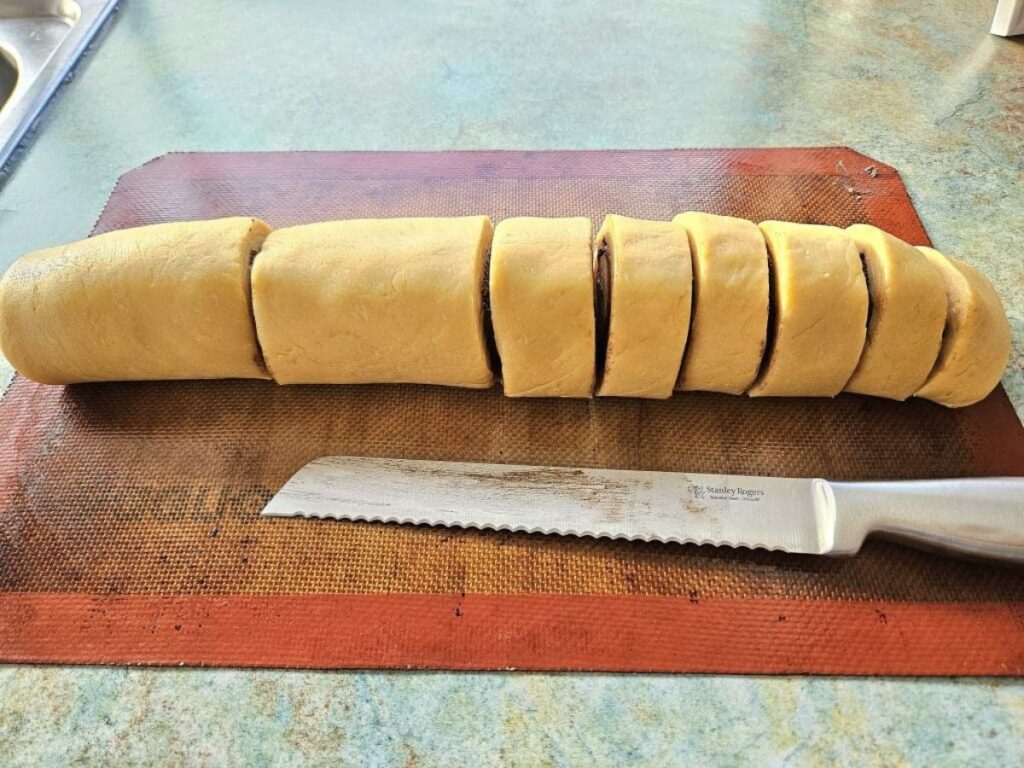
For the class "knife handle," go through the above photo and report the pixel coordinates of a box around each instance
[824,478,1024,564]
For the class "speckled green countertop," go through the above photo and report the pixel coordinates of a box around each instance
[0,1,1022,764]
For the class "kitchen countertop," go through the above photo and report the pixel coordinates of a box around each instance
[0,0,1022,764]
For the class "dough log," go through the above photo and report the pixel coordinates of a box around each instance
[914,247,1011,408]
[673,212,769,395]
[0,217,271,384]
[595,215,691,399]
[1,213,1009,409]
[749,221,868,397]
[252,216,494,387]
[490,217,595,397]
[843,225,947,400]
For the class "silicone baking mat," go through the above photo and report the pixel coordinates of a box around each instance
[1,149,1022,675]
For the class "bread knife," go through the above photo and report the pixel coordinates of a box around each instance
[261,456,1024,564]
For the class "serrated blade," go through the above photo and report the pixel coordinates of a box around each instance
[261,456,833,554]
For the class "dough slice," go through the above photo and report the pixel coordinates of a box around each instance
[252,216,494,387]
[0,217,271,384]
[490,217,595,397]
[595,215,692,398]
[914,247,1011,408]
[843,225,947,400]
[673,212,769,394]
[748,221,868,397]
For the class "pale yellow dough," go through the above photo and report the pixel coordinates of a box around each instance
[673,212,769,394]
[843,225,947,400]
[749,221,868,397]
[251,216,494,387]
[914,247,1011,408]
[0,217,271,384]
[490,217,595,397]
[595,215,691,398]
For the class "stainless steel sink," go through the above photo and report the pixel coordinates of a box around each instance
[0,0,119,174]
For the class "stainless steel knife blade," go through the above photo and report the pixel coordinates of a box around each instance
[261,456,1024,563]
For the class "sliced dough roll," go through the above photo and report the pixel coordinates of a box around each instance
[595,215,692,398]
[0,217,271,384]
[490,217,595,397]
[748,221,868,397]
[673,212,769,394]
[843,225,947,400]
[252,216,494,387]
[914,247,1011,408]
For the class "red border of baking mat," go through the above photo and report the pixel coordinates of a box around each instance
[1,148,1022,675]
[1,594,1021,674]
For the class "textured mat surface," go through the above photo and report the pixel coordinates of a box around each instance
[1,149,1022,674]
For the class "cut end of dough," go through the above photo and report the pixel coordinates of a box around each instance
[914,246,1011,408]
[243,218,274,380]
[595,214,692,399]
[490,217,595,398]
[842,225,946,400]
[1,217,277,384]
[673,212,769,395]
[253,216,496,388]
[748,221,868,398]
